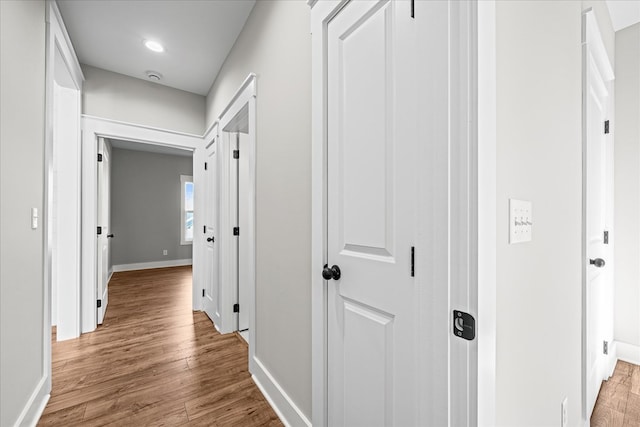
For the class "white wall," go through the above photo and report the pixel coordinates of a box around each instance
[614,22,640,361]
[0,1,48,425]
[82,65,206,135]
[495,1,614,424]
[206,1,312,419]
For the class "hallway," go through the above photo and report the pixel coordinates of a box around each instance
[38,266,282,426]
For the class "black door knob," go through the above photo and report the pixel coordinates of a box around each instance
[207,237,215,243]
[322,264,341,281]
[590,258,605,268]
[107,234,114,238]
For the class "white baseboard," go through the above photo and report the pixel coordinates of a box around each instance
[252,357,311,427]
[13,376,49,427]
[616,340,640,365]
[112,259,192,272]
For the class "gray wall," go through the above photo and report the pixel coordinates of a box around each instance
[111,148,193,266]
[614,22,640,351]
[82,65,206,135]
[495,1,614,424]
[0,1,47,425]
[206,1,312,418]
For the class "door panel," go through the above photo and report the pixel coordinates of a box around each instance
[97,137,110,324]
[586,51,608,416]
[204,141,220,325]
[327,1,418,425]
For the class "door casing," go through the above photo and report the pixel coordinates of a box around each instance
[81,116,202,333]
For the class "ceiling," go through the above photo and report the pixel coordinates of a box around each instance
[606,0,640,32]
[57,0,256,96]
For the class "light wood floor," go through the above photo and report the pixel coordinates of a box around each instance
[39,266,283,426]
[591,360,640,427]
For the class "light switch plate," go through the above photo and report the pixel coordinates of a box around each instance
[509,199,532,244]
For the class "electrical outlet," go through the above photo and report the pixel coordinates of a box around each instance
[561,397,568,427]
[163,249,168,256]
[509,199,532,244]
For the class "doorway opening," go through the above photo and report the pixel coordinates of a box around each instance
[204,74,257,364]
[95,137,195,326]
[81,117,202,333]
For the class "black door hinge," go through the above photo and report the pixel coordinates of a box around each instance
[205,162,208,170]
[604,120,610,134]
[97,226,102,235]
[233,227,239,236]
[202,289,205,297]
[410,0,414,18]
[233,303,240,313]
[97,299,102,308]
[233,150,239,159]
[604,230,609,244]
[203,225,207,234]
[97,153,103,162]
[603,340,609,355]
[410,246,415,277]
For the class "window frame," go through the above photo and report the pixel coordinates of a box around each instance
[180,174,194,245]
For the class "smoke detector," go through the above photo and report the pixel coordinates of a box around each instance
[146,71,162,82]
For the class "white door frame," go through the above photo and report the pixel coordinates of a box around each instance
[310,0,489,424]
[214,74,257,351]
[43,2,83,416]
[80,115,203,333]
[581,8,615,423]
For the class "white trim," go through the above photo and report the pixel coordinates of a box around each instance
[11,376,49,427]
[43,0,84,410]
[216,73,257,122]
[215,73,257,365]
[477,1,497,426]
[310,3,342,425]
[46,1,84,87]
[252,357,312,427]
[616,341,640,366]
[81,116,202,333]
[82,114,202,139]
[112,259,193,272]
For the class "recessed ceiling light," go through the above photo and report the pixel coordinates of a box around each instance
[144,40,164,53]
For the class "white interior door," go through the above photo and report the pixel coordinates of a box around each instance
[238,132,250,333]
[326,1,423,425]
[584,12,613,415]
[96,137,111,324]
[203,141,221,326]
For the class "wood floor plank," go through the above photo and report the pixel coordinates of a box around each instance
[38,266,282,427]
[593,361,640,427]
[591,402,625,427]
[630,364,640,396]
[598,379,631,413]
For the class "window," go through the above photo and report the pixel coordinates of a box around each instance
[181,175,194,245]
